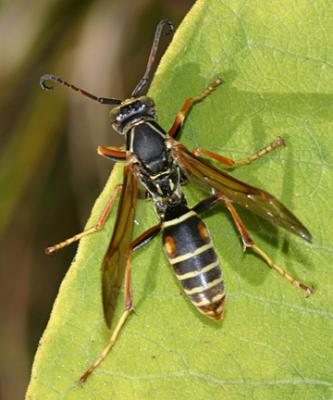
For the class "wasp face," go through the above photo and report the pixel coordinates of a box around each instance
[110,96,156,134]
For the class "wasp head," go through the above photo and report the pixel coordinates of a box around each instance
[110,96,156,134]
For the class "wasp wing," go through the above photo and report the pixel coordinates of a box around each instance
[102,165,138,328]
[172,143,311,242]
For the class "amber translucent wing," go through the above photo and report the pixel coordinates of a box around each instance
[102,165,138,328]
[172,143,311,242]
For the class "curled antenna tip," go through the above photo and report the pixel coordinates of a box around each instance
[165,20,174,35]
[40,74,58,91]
[158,19,174,34]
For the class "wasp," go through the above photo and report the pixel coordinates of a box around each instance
[40,20,313,383]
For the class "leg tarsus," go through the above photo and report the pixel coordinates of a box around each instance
[192,136,285,169]
[232,136,285,168]
[251,244,313,296]
[78,308,133,385]
[77,224,160,383]
[79,251,134,384]
[168,78,223,139]
[45,184,123,254]
[224,199,313,295]
[192,194,313,295]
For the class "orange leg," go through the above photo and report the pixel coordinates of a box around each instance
[45,184,123,254]
[78,250,133,384]
[193,194,312,295]
[168,78,223,139]
[97,146,127,161]
[78,223,161,384]
[223,197,313,295]
[193,136,285,168]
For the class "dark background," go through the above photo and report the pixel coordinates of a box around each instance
[0,1,194,398]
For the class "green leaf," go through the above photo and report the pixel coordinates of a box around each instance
[26,1,333,399]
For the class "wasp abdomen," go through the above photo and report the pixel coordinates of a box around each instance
[162,209,226,320]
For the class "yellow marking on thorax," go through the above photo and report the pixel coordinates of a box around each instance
[145,121,166,138]
[150,169,171,180]
[156,184,163,195]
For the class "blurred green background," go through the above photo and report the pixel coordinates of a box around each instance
[0,1,194,398]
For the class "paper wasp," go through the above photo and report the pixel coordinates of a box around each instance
[40,19,313,383]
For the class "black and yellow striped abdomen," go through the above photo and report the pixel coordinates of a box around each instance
[162,209,226,320]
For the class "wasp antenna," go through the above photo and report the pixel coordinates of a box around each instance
[40,74,59,91]
[39,73,122,105]
[163,19,174,36]
[131,19,174,97]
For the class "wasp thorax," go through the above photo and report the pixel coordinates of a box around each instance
[110,96,156,134]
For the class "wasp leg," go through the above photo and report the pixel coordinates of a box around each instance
[192,136,285,168]
[224,198,313,294]
[78,223,161,384]
[193,194,313,295]
[168,78,224,139]
[79,251,133,384]
[45,184,123,254]
[131,223,161,251]
[97,146,127,161]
